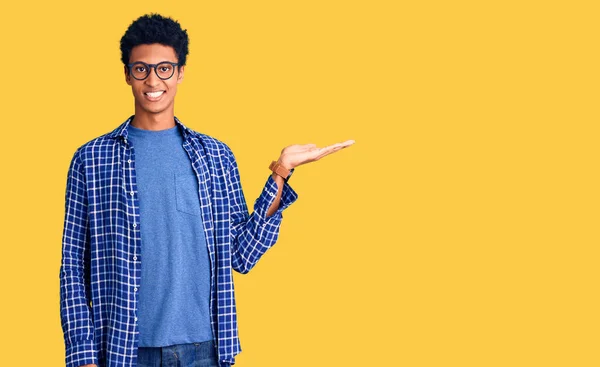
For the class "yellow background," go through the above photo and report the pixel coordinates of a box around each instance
[0,0,598,366]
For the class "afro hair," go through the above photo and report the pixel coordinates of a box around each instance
[120,13,189,70]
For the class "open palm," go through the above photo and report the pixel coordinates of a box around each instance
[279,140,355,169]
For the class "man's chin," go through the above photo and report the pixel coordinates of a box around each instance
[136,100,170,114]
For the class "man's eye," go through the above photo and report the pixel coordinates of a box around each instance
[135,67,146,72]
[160,66,171,72]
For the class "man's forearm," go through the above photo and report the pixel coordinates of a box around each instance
[265,171,284,217]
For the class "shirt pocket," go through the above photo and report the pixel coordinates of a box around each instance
[175,173,201,216]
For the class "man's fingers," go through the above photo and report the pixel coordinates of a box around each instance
[288,140,354,164]
[322,140,355,150]
[322,141,350,152]
[314,143,352,160]
[302,140,354,153]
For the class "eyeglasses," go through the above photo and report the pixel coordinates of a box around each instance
[126,61,180,80]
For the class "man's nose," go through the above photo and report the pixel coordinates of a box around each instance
[145,66,161,85]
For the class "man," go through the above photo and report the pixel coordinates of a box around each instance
[59,12,353,367]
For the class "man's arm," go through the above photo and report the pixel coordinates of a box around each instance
[228,140,354,274]
[265,171,285,218]
[59,150,98,367]
[265,140,354,216]
[227,149,298,274]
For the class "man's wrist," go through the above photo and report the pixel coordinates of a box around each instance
[277,156,293,170]
[269,160,292,181]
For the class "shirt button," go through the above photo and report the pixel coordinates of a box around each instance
[128,159,132,164]
[132,223,137,228]
[134,317,138,321]
[130,191,134,196]
[133,256,137,260]
[134,287,138,292]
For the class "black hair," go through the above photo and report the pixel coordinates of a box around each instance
[120,13,189,71]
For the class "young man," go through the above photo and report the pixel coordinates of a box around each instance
[59,13,353,367]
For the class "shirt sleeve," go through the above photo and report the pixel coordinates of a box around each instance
[59,149,98,367]
[227,150,298,274]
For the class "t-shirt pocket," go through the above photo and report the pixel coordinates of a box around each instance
[175,173,201,216]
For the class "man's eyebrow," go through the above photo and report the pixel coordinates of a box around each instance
[130,60,177,64]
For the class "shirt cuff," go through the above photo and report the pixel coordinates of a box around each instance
[254,174,298,223]
[65,339,98,367]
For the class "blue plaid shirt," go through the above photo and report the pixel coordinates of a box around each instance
[59,115,298,367]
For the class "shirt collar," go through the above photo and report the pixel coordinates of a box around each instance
[108,115,197,141]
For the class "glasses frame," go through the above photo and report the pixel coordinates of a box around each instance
[126,61,181,81]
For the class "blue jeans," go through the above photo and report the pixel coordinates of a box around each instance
[137,340,219,367]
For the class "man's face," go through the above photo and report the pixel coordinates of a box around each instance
[124,43,184,115]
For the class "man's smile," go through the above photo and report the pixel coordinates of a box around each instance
[144,90,165,101]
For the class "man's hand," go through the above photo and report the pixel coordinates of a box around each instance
[264,139,354,217]
[277,140,355,169]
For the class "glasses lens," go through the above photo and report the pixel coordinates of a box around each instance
[157,62,175,79]
[131,62,149,80]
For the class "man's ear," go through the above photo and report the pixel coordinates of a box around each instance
[176,65,185,84]
[125,65,132,86]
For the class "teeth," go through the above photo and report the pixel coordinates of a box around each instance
[145,91,164,98]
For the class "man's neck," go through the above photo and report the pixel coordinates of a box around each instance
[130,109,176,131]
